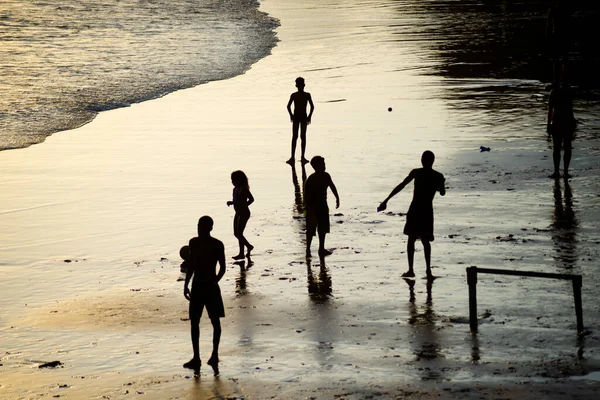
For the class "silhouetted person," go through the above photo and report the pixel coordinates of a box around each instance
[304,156,340,257]
[227,170,254,259]
[547,73,576,179]
[286,77,314,164]
[378,151,445,280]
[546,0,573,88]
[183,216,226,376]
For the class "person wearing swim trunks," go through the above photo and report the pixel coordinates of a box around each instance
[304,156,340,257]
[378,151,445,280]
[286,77,315,164]
[183,216,226,375]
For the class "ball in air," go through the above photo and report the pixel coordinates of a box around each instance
[388,107,392,112]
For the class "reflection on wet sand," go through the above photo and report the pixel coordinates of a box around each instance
[234,258,253,297]
[405,279,444,381]
[234,258,255,348]
[551,178,578,269]
[291,163,307,215]
[187,374,243,398]
[307,255,335,367]
[307,255,333,303]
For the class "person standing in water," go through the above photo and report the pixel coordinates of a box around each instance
[378,151,445,280]
[227,170,254,259]
[286,77,314,164]
[183,216,226,376]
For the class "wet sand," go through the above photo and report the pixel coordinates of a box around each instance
[1,0,600,398]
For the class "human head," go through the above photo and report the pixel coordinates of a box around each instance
[421,150,435,169]
[179,245,190,260]
[231,170,249,188]
[310,155,325,172]
[197,215,214,235]
[295,77,305,89]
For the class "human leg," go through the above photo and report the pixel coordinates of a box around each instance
[233,213,244,259]
[403,235,417,277]
[207,317,221,375]
[300,122,308,163]
[564,134,572,178]
[421,239,433,279]
[288,121,300,163]
[183,314,201,370]
[236,211,253,256]
[551,133,562,178]
[306,209,317,257]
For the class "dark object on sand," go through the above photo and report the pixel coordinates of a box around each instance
[466,266,583,335]
[39,361,63,368]
[480,146,491,152]
[388,107,392,112]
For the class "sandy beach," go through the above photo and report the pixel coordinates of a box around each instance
[1,0,600,398]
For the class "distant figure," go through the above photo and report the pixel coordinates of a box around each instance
[378,151,445,280]
[547,73,576,179]
[183,216,226,376]
[286,77,314,164]
[304,156,340,257]
[227,170,254,259]
[546,0,573,88]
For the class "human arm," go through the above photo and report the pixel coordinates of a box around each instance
[547,91,555,131]
[287,95,294,122]
[184,241,194,300]
[328,175,340,209]
[439,176,446,196]
[307,93,315,124]
[378,173,414,211]
[246,188,255,207]
[216,244,226,283]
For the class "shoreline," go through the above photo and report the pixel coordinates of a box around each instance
[1,0,600,398]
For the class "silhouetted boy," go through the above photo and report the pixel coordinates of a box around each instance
[286,77,314,164]
[183,216,226,375]
[378,151,445,280]
[304,156,339,257]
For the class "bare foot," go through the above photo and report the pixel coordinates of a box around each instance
[183,358,201,371]
[318,248,333,256]
[425,274,437,281]
[564,172,572,179]
[301,157,310,164]
[549,172,560,179]
[401,271,415,278]
[286,158,295,164]
[207,356,219,376]
[232,254,245,260]
[246,244,254,257]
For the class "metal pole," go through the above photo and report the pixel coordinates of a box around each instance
[572,275,584,335]
[467,267,478,333]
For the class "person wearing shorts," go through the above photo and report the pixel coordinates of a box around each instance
[304,156,340,257]
[378,151,445,280]
[183,216,226,375]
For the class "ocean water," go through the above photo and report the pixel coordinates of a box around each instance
[0,0,278,150]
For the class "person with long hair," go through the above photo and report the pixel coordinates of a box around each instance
[227,170,255,259]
